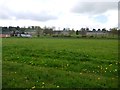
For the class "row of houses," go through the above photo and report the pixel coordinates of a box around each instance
[0,26,109,38]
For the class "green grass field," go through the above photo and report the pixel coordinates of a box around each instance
[2,38,119,88]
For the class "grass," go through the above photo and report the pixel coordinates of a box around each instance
[2,38,119,88]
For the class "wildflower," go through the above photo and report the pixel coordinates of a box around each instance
[80,73,82,75]
[42,82,45,84]
[106,68,107,70]
[32,86,35,89]
[57,86,60,88]
[98,77,100,80]
[67,64,69,66]
[109,64,112,66]
[112,78,114,80]
[115,69,117,72]
[42,86,44,88]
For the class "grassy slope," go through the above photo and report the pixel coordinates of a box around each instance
[2,38,118,88]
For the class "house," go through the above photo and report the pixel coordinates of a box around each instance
[53,31,62,35]
[61,30,69,35]
[25,29,36,35]
[0,27,11,38]
[53,30,70,36]
[86,31,108,36]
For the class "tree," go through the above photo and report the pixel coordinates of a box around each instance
[92,28,96,32]
[35,26,42,37]
[69,29,75,35]
[86,27,89,31]
[43,27,53,35]
[63,28,66,31]
[80,28,86,36]
[98,29,101,32]
[109,28,118,36]
[102,28,106,32]
[76,30,79,35]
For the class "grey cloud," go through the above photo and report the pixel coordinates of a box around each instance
[14,11,58,21]
[0,6,57,21]
[71,2,118,15]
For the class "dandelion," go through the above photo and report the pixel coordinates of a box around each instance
[57,86,60,88]
[42,82,45,85]
[67,64,69,66]
[80,73,82,75]
[112,78,114,80]
[109,64,112,66]
[115,69,117,72]
[32,86,35,89]
[42,86,44,88]
[98,77,100,80]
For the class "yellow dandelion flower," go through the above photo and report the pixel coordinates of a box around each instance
[112,78,114,80]
[57,86,60,88]
[109,64,112,66]
[42,82,45,84]
[32,86,35,89]
[115,69,117,72]
[80,73,82,75]
[42,86,44,88]
[67,64,69,66]
[98,77,100,80]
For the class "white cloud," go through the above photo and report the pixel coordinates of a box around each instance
[0,0,119,30]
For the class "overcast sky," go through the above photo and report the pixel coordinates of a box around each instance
[0,0,119,30]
